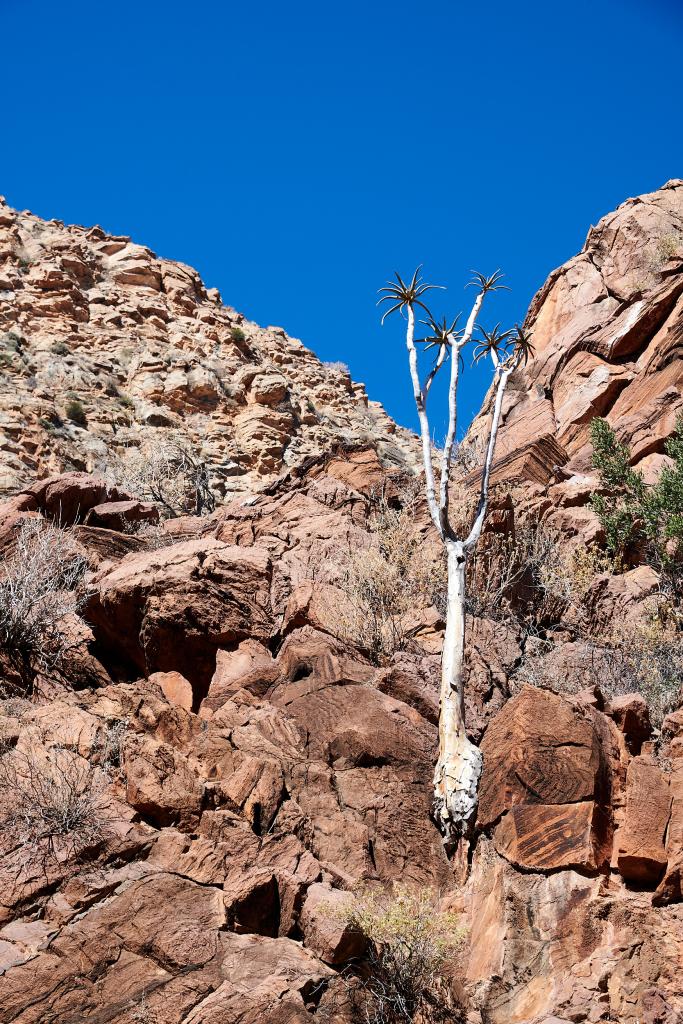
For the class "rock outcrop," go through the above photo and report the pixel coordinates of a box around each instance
[0,195,419,499]
[467,178,683,544]
[1,183,683,1022]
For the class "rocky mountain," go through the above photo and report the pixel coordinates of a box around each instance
[0,183,682,1024]
[0,195,418,497]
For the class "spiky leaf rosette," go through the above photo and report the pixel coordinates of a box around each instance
[510,324,535,366]
[466,269,509,294]
[472,323,513,364]
[377,266,445,324]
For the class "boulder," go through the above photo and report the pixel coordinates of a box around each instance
[22,472,129,525]
[148,670,193,712]
[478,686,608,830]
[85,499,159,531]
[300,883,366,964]
[616,755,671,884]
[609,693,652,753]
[85,539,273,699]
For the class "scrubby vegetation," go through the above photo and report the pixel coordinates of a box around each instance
[342,885,466,1024]
[0,744,107,863]
[590,417,683,594]
[338,481,445,662]
[65,396,87,425]
[107,436,215,518]
[0,519,87,686]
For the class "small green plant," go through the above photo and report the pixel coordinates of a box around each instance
[230,325,246,344]
[51,340,70,356]
[65,398,87,426]
[1,330,21,350]
[118,393,135,409]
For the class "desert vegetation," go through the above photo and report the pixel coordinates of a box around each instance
[107,436,215,518]
[0,518,87,687]
[339,885,465,1024]
[0,743,107,863]
[338,480,445,662]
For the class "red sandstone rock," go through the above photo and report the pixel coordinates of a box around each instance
[493,800,608,872]
[85,498,159,531]
[300,882,366,964]
[85,538,273,695]
[23,472,129,525]
[149,670,193,712]
[616,755,671,884]
[478,685,608,831]
[609,692,652,753]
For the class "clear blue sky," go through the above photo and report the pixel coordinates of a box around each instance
[2,0,681,438]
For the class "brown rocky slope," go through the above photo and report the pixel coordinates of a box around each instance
[0,183,682,1023]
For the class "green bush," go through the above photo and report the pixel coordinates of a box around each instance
[65,399,87,426]
[590,417,683,591]
[230,326,246,344]
[51,340,69,356]
[343,885,466,1023]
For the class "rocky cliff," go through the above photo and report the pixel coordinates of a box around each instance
[0,184,682,1024]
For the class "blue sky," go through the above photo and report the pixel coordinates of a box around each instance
[2,0,682,438]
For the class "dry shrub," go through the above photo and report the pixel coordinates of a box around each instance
[337,482,446,662]
[0,518,87,681]
[94,717,129,773]
[466,521,561,620]
[343,884,466,1024]
[538,541,615,610]
[121,518,177,551]
[107,436,215,518]
[515,607,683,729]
[0,744,107,862]
[130,992,158,1024]
[601,612,683,727]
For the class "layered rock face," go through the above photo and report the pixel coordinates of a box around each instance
[1,184,683,1023]
[467,178,683,541]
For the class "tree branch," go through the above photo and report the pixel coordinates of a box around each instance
[464,362,512,551]
[438,289,485,537]
[406,304,443,537]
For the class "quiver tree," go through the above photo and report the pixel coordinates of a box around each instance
[379,267,533,847]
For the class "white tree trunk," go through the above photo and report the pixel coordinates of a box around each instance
[432,539,482,846]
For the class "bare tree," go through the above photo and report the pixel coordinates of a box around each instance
[379,268,533,846]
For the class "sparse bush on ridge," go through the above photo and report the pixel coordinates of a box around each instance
[323,360,350,376]
[0,518,87,684]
